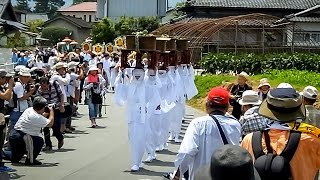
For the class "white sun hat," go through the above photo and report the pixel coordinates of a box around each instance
[258,78,271,89]
[239,90,262,106]
[301,86,318,100]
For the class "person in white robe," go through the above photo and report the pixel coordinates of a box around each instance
[144,69,162,163]
[154,69,176,152]
[109,57,118,91]
[171,87,241,180]
[102,54,111,87]
[114,68,148,172]
[168,66,184,143]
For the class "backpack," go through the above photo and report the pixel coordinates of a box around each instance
[252,130,301,180]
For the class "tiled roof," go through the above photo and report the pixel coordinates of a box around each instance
[191,0,320,10]
[44,15,92,29]
[58,2,97,12]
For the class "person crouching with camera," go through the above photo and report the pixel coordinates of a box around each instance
[83,66,106,128]
[37,77,64,151]
[9,96,54,165]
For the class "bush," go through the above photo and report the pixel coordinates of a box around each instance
[200,53,320,74]
[41,27,72,46]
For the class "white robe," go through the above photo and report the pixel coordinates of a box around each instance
[109,61,117,88]
[158,72,176,148]
[145,72,162,156]
[114,71,148,167]
[174,115,241,180]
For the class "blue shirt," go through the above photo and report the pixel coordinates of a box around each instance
[12,53,17,63]
[17,57,28,65]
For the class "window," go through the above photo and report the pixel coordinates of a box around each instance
[311,34,320,42]
[84,15,87,21]
[89,15,92,22]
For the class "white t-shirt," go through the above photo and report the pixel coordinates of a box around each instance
[13,82,29,112]
[14,107,50,137]
[50,74,70,103]
[102,58,110,72]
[66,72,79,98]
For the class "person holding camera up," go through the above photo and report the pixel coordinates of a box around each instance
[50,62,70,133]
[0,70,14,172]
[9,96,55,165]
[83,66,106,128]
[9,68,37,135]
[65,62,84,131]
[37,77,65,151]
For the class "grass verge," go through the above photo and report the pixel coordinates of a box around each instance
[187,70,320,112]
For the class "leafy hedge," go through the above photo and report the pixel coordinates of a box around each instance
[200,53,320,74]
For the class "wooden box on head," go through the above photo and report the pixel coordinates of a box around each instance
[156,37,171,70]
[176,39,191,65]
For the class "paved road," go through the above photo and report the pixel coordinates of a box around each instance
[3,94,204,180]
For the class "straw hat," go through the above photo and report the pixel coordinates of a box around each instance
[53,62,68,70]
[258,78,271,89]
[70,41,78,45]
[62,37,72,42]
[238,72,249,80]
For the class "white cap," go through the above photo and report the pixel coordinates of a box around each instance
[239,90,262,106]
[19,68,31,77]
[68,61,80,68]
[301,86,318,100]
[277,83,293,89]
[53,62,68,70]
[88,66,99,72]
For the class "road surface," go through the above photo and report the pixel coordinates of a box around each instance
[3,93,204,180]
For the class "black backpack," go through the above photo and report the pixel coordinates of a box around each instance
[252,130,301,180]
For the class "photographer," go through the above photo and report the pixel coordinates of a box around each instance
[9,68,37,134]
[65,61,84,132]
[83,67,106,128]
[9,96,54,165]
[50,62,70,133]
[0,70,14,172]
[37,77,64,150]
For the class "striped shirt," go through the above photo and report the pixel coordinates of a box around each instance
[37,81,62,109]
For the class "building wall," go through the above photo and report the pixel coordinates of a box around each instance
[97,0,166,21]
[60,12,97,23]
[44,19,91,43]
[287,22,320,46]
[20,14,49,23]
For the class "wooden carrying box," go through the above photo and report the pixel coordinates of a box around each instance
[176,39,189,51]
[166,39,176,51]
[156,38,169,53]
[125,35,136,50]
[139,36,156,51]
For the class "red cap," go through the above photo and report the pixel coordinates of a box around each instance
[208,87,230,105]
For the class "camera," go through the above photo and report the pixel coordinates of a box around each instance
[44,104,56,113]
[92,82,99,89]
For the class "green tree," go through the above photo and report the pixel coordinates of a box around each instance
[173,2,187,19]
[26,19,44,33]
[15,0,32,13]
[91,18,116,44]
[114,16,160,36]
[33,0,65,19]
[41,27,72,46]
[7,32,26,48]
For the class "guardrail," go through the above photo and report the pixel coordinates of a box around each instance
[0,63,16,73]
